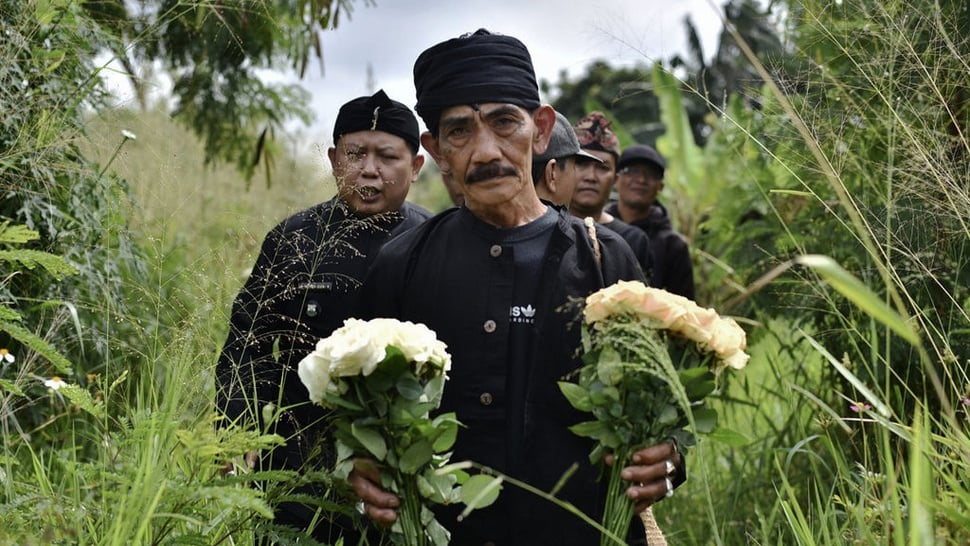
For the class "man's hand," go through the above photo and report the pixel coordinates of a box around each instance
[604,440,682,513]
[221,449,259,477]
[348,458,400,526]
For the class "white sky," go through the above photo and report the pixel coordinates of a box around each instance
[303,0,725,143]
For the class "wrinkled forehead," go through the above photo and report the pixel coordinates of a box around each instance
[437,103,531,128]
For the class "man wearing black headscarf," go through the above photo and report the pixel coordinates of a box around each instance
[216,89,430,543]
[351,30,684,546]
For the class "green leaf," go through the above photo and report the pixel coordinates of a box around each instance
[460,474,503,513]
[0,320,72,374]
[795,254,920,347]
[351,423,387,460]
[558,381,592,411]
[60,384,105,420]
[706,427,749,447]
[692,407,718,434]
[684,375,717,401]
[430,414,460,452]
[399,440,433,474]
[657,404,679,425]
[568,420,609,439]
[0,378,25,396]
[395,373,424,400]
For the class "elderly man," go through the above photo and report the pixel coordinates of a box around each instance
[216,89,430,542]
[352,30,684,546]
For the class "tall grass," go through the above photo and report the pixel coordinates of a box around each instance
[650,1,970,544]
[4,1,968,544]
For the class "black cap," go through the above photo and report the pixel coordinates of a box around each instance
[535,112,603,165]
[617,144,666,176]
[333,89,420,154]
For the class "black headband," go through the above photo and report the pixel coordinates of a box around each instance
[414,29,540,136]
[333,89,420,153]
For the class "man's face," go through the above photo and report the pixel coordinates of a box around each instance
[615,161,664,210]
[424,103,545,209]
[570,149,616,214]
[328,130,423,217]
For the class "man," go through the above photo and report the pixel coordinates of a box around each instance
[351,30,684,546]
[216,89,430,542]
[569,112,653,278]
[606,143,695,301]
[531,110,602,206]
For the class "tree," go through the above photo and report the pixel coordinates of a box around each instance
[548,0,788,147]
[83,0,364,181]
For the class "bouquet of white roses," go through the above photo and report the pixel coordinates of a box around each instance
[298,317,460,546]
[559,281,749,545]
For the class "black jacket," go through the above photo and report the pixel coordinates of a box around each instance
[606,200,695,301]
[360,205,647,546]
[602,217,653,281]
[215,197,430,541]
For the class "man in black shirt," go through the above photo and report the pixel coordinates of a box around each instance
[351,31,684,546]
[216,89,431,542]
[606,144,696,301]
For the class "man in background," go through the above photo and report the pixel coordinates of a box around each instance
[531,110,602,206]
[216,89,430,542]
[569,112,653,278]
[607,143,695,300]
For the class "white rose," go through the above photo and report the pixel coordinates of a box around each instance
[298,351,333,404]
[323,319,387,377]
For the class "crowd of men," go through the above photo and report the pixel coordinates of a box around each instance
[218,28,692,546]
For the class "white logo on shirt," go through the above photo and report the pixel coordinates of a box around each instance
[510,304,537,324]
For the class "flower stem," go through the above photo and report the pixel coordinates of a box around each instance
[397,472,426,546]
[601,449,636,546]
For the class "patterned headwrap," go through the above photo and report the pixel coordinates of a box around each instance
[573,111,621,160]
[413,29,541,137]
[333,89,420,154]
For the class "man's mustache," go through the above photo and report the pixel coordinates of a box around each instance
[465,163,517,184]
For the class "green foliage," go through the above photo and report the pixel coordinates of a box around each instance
[83,0,364,181]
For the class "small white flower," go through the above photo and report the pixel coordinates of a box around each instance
[43,376,67,390]
[0,348,14,363]
[121,129,137,140]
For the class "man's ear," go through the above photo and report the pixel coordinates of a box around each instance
[410,153,426,182]
[327,146,338,168]
[420,132,450,174]
[532,105,556,156]
[543,159,559,195]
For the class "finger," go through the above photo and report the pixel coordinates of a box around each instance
[630,441,678,466]
[353,458,382,482]
[363,503,398,526]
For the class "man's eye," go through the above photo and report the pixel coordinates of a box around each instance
[345,150,365,160]
[446,127,468,139]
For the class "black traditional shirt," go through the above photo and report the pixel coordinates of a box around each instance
[361,205,646,546]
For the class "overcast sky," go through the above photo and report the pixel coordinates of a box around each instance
[295,0,725,144]
[103,0,726,149]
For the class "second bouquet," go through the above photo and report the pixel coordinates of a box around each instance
[298,317,461,546]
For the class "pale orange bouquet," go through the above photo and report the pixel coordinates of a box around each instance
[559,280,749,545]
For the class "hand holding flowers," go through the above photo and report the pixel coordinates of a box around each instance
[559,281,749,545]
[298,318,459,546]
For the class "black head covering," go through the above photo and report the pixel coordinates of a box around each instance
[333,89,420,154]
[413,29,541,136]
